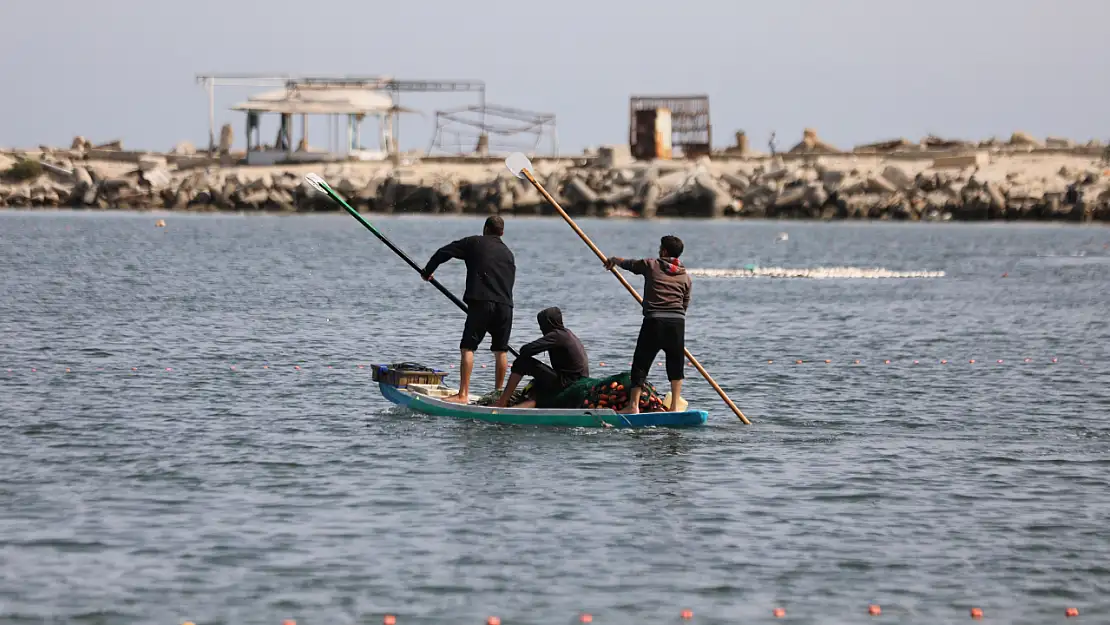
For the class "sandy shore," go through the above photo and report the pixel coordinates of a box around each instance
[2,137,1109,222]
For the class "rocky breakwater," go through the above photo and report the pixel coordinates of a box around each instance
[0,151,317,212]
[2,145,1110,222]
[718,152,1110,222]
[0,149,555,214]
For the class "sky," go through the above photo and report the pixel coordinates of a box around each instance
[2,0,1108,155]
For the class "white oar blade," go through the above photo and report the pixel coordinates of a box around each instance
[505,152,533,179]
[304,173,329,195]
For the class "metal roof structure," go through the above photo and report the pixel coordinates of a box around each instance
[428,103,558,157]
[196,74,488,155]
[230,87,396,116]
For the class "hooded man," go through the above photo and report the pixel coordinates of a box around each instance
[603,235,691,414]
[494,307,590,409]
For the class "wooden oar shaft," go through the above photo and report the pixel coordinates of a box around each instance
[521,170,750,425]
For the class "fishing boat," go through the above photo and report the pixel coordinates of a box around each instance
[305,162,751,426]
[374,363,708,429]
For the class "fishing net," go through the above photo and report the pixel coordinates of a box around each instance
[474,371,668,412]
[474,381,533,407]
[548,371,668,412]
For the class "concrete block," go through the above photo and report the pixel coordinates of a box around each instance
[805,182,829,207]
[565,178,599,204]
[821,169,847,187]
[932,152,990,169]
[142,167,173,191]
[866,174,898,194]
[773,185,807,207]
[881,165,914,190]
[719,172,750,193]
[138,155,168,171]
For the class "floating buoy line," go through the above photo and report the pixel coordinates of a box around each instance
[178,603,1083,625]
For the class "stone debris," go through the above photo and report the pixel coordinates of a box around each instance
[1009,131,1044,148]
[789,128,840,154]
[170,141,197,156]
[921,135,976,150]
[854,138,916,153]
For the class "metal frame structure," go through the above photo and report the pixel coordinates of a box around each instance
[195,73,487,158]
[427,104,558,158]
[629,94,711,158]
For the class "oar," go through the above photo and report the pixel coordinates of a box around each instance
[504,154,751,425]
[304,173,520,358]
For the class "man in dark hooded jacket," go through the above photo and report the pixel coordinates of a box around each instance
[604,234,691,413]
[494,307,590,408]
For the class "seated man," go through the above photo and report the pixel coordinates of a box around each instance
[494,307,589,408]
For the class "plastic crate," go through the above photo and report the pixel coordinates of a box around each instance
[371,363,448,387]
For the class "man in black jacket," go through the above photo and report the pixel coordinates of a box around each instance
[494,307,589,409]
[422,216,516,403]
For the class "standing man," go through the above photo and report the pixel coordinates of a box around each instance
[422,216,516,404]
[603,235,691,414]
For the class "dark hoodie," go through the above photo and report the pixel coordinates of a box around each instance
[617,257,692,318]
[518,307,590,388]
[423,235,515,306]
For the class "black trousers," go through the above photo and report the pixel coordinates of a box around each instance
[510,355,561,396]
[460,301,513,352]
[630,316,685,389]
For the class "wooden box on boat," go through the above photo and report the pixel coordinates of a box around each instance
[370,363,448,387]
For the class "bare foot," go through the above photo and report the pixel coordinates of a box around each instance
[618,404,640,415]
[442,393,470,404]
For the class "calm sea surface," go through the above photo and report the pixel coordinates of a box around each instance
[2,211,1109,625]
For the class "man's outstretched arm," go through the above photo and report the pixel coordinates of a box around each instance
[422,237,470,279]
[603,256,648,274]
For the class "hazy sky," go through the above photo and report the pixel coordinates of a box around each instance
[2,0,1107,154]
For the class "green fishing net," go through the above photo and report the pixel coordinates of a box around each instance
[473,381,534,406]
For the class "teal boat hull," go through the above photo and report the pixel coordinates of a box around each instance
[379,382,708,429]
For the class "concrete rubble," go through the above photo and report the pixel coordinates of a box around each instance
[3,135,1110,222]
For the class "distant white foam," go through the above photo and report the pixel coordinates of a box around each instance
[688,266,945,279]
